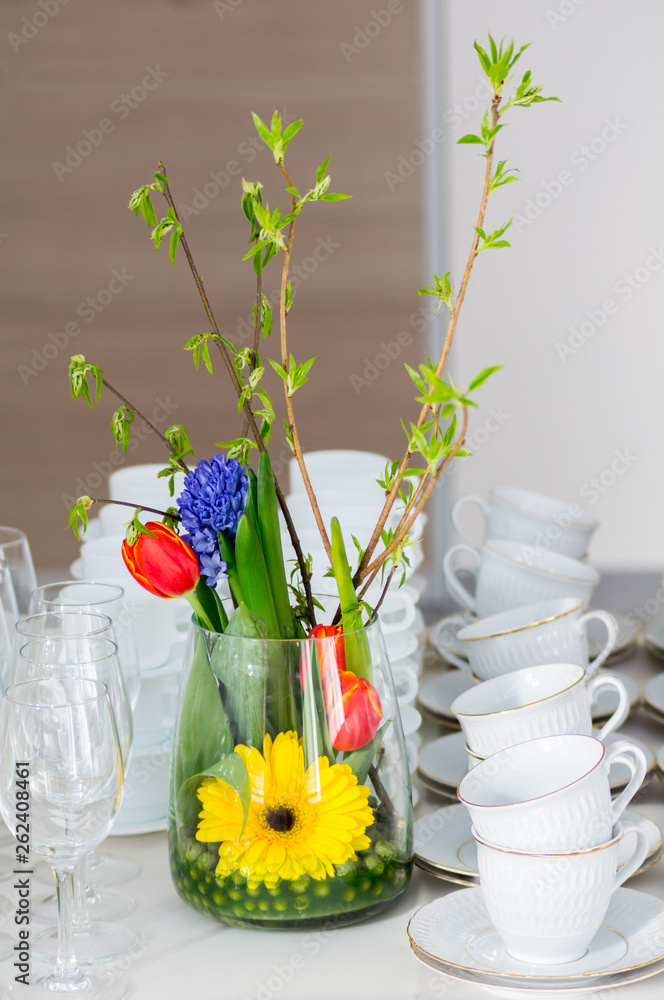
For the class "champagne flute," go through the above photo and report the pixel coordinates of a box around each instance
[15,635,138,965]
[29,581,140,886]
[0,676,127,999]
[0,526,37,617]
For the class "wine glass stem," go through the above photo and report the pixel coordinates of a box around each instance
[53,866,85,985]
[72,857,90,929]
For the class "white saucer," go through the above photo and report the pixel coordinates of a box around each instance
[110,815,168,836]
[417,669,641,727]
[644,617,664,656]
[644,673,664,721]
[657,744,664,779]
[408,887,664,992]
[414,804,663,883]
[417,730,655,796]
[400,704,422,736]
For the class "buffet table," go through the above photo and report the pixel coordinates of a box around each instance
[3,573,664,1000]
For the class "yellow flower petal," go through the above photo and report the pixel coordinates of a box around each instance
[195,732,374,886]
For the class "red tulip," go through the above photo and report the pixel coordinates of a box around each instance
[328,670,383,752]
[122,522,200,599]
[299,624,346,699]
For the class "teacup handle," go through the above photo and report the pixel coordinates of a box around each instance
[587,674,630,741]
[606,739,648,827]
[613,819,650,891]
[377,591,417,634]
[442,544,480,615]
[576,610,618,679]
[451,495,489,547]
[433,612,471,668]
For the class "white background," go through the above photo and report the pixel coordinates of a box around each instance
[430,0,664,570]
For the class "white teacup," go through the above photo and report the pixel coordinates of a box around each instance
[444,598,617,679]
[109,463,186,504]
[289,450,389,495]
[443,540,599,617]
[452,487,599,559]
[475,820,649,965]
[457,734,647,851]
[452,663,629,758]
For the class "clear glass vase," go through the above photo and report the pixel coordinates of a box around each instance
[168,615,413,929]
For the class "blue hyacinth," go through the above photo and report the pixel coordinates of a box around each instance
[176,454,248,586]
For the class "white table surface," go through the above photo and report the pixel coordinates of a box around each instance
[2,574,664,999]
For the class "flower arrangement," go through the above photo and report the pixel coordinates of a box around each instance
[66,36,556,927]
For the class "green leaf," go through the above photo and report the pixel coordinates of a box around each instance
[110,406,134,453]
[330,518,372,683]
[257,450,294,638]
[342,721,389,785]
[469,365,503,391]
[251,112,272,148]
[177,752,250,833]
[67,496,94,540]
[174,626,234,826]
[282,119,303,152]
[302,641,335,769]
[210,603,268,749]
[458,134,483,144]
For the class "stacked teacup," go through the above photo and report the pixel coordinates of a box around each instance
[285,450,428,674]
[456,734,649,965]
[439,486,651,965]
[285,450,426,774]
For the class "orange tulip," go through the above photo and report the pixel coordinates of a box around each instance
[328,670,383,752]
[299,624,346,700]
[122,522,200,599]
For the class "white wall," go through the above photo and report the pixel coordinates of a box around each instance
[431,0,664,570]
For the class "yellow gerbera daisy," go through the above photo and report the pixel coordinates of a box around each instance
[196,731,374,886]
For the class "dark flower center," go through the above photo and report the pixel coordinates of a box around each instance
[265,806,296,833]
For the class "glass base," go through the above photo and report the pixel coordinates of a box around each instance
[170,831,413,929]
[7,971,126,999]
[32,886,134,924]
[33,922,139,967]
[85,851,141,887]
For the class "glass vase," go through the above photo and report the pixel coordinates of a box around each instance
[168,615,413,929]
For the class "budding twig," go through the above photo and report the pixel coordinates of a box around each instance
[354,96,501,587]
